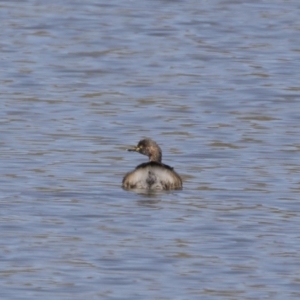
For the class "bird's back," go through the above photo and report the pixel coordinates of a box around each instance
[122,161,182,190]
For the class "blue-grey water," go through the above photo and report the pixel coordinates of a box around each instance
[1,0,300,299]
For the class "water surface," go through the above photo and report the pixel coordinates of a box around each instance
[1,0,300,299]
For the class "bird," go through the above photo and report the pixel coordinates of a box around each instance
[122,138,182,190]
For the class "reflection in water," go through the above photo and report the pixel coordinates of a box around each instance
[136,198,162,207]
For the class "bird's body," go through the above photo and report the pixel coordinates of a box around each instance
[122,139,182,191]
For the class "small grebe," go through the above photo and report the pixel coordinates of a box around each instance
[122,138,182,190]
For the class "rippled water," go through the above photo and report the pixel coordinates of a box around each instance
[1,0,300,299]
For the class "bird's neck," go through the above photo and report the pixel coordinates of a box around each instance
[149,152,162,163]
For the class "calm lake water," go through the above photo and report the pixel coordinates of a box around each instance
[1,0,300,299]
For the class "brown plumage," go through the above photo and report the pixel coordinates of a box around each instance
[122,138,182,190]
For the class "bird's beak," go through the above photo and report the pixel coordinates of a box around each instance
[127,146,140,152]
